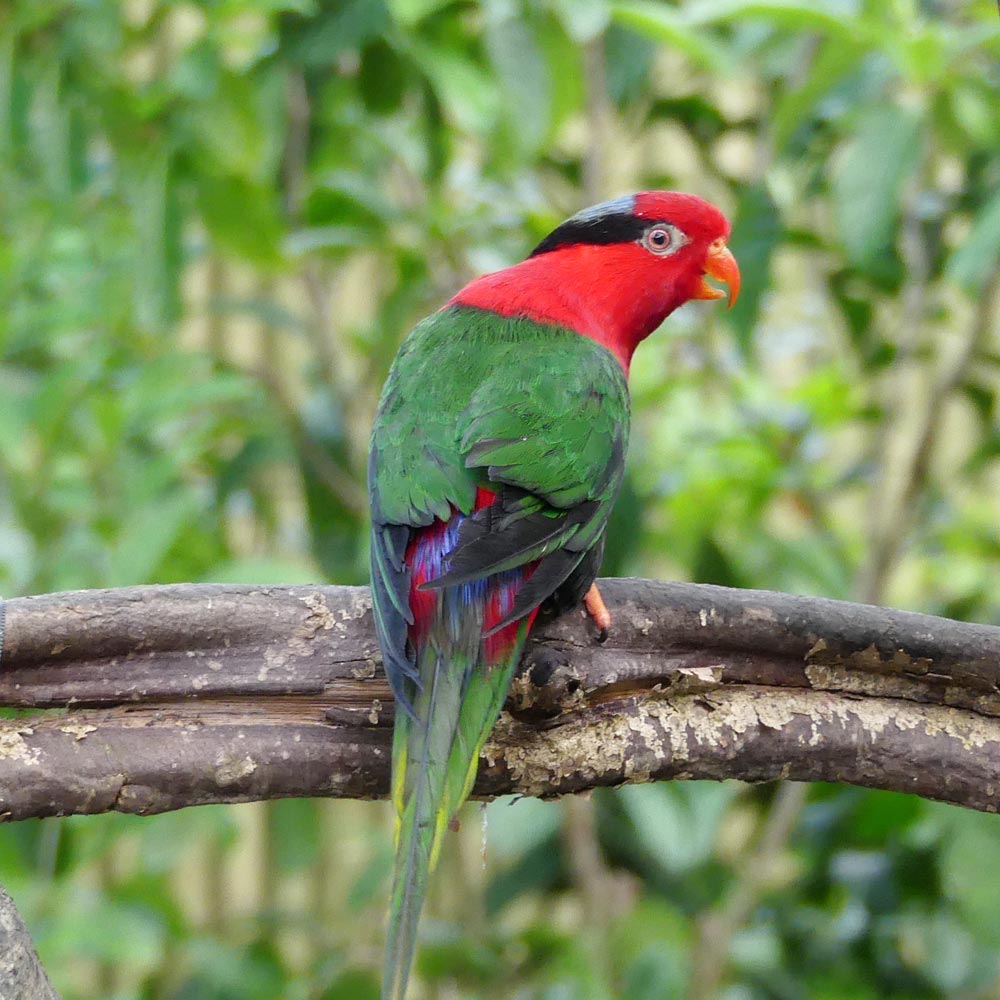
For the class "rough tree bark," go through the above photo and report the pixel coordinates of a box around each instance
[0,886,60,1000]
[1,579,1000,822]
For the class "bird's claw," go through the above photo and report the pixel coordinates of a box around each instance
[584,582,612,641]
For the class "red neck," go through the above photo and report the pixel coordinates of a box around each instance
[450,244,689,373]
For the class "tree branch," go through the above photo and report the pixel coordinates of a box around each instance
[0,885,60,1000]
[1,580,1000,821]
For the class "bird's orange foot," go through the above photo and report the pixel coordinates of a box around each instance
[584,583,611,643]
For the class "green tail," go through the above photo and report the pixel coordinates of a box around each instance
[381,630,526,1000]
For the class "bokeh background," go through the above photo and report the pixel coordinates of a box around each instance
[2,1,1000,997]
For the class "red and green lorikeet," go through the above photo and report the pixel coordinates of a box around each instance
[369,191,740,998]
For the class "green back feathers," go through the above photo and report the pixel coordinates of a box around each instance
[370,305,630,526]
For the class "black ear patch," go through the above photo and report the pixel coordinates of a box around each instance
[530,212,650,257]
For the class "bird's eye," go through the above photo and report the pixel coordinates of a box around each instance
[642,224,681,255]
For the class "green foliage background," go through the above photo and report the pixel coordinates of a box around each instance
[2,0,1000,997]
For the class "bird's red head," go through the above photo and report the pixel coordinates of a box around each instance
[452,191,740,372]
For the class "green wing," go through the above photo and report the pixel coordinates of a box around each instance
[427,337,628,629]
[369,304,630,687]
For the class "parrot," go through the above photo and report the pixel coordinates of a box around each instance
[368,191,740,999]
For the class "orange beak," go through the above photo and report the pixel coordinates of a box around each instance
[694,239,741,309]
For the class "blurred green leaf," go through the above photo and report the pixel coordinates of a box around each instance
[771,37,863,154]
[187,70,285,184]
[285,225,375,254]
[946,186,1000,294]
[937,807,1000,948]
[417,926,503,984]
[613,898,689,999]
[551,0,611,43]
[535,12,586,127]
[285,0,390,66]
[727,183,782,352]
[407,40,500,133]
[948,82,1000,146]
[604,23,656,106]
[198,175,284,263]
[359,38,409,113]
[486,836,563,916]
[610,2,729,71]
[617,783,737,875]
[206,556,322,583]
[268,799,322,871]
[320,968,381,1000]
[389,0,451,28]
[621,949,686,1000]
[348,840,393,910]
[122,147,183,331]
[485,796,562,862]
[832,104,922,267]
[45,892,166,970]
[108,490,205,587]
[168,939,287,1000]
[693,532,749,588]
[686,0,876,43]
[485,14,552,154]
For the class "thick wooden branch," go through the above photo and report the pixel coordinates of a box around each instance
[2,579,1000,821]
